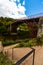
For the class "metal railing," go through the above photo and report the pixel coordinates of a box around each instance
[14,48,35,65]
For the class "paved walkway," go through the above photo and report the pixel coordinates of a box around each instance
[4,44,18,50]
[34,46,43,65]
[4,46,43,65]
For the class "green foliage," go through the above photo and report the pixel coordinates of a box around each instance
[28,38,37,46]
[0,17,15,34]
[36,37,43,46]
[17,23,29,31]
[2,40,16,46]
[15,37,43,47]
[17,23,30,38]
[0,52,13,65]
[17,22,38,38]
[18,43,25,47]
[16,38,37,47]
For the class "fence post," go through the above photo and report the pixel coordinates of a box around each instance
[32,49,35,65]
[12,48,14,60]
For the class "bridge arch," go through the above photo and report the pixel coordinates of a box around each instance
[11,18,38,38]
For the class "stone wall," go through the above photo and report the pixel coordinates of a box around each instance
[37,17,43,37]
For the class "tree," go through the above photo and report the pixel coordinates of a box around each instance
[17,23,29,31]
[0,17,15,34]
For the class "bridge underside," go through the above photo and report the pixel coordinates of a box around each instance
[11,17,39,30]
[9,17,43,38]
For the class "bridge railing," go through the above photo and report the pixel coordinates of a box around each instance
[14,48,35,65]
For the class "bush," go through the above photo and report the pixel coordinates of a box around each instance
[15,37,43,48]
[2,40,16,46]
[28,38,37,46]
[18,43,25,47]
[36,37,43,46]
[15,38,36,47]
[0,52,13,65]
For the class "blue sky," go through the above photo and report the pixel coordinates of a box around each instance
[25,0,43,16]
[0,0,43,18]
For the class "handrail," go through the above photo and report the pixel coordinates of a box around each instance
[14,48,35,65]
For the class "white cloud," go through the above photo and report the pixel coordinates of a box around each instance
[17,0,20,3]
[0,0,26,19]
[22,0,25,5]
[18,3,26,14]
[13,0,16,2]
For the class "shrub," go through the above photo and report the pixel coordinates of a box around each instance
[2,40,16,46]
[18,43,25,47]
[15,37,43,48]
[36,37,42,46]
[0,52,13,65]
[28,38,37,46]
